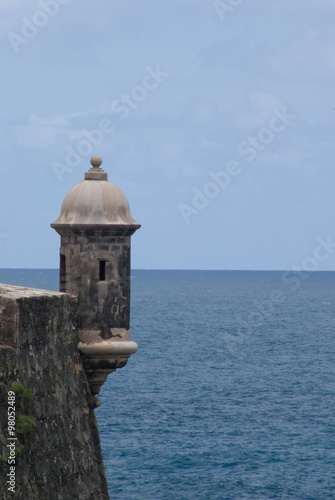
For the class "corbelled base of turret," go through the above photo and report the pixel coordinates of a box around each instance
[78,337,138,407]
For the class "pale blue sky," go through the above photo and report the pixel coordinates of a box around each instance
[0,0,334,270]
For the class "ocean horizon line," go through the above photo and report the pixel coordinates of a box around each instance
[0,268,335,273]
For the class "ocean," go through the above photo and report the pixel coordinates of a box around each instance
[1,269,335,499]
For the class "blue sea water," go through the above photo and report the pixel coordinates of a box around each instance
[1,269,335,499]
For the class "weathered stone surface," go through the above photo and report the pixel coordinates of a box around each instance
[57,229,132,337]
[0,284,109,500]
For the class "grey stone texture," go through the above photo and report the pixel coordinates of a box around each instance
[57,228,133,337]
[0,285,109,500]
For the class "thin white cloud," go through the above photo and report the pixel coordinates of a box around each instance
[270,29,335,78]
[0,0,37,34]
[15,109,101,148]
[16,112,79,148]
[0,0,20,9]
[236,93,284,129]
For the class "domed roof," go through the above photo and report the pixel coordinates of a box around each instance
[51,156,140,228]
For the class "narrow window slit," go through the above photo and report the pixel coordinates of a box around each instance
[99,260,106,281]
[60,254,66,292]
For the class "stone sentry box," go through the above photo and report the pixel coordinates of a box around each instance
[51,156,140,405]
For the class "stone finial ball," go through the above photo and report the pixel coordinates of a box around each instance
[90,155,103,168]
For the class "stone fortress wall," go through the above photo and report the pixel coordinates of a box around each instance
[0,284,110,500]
